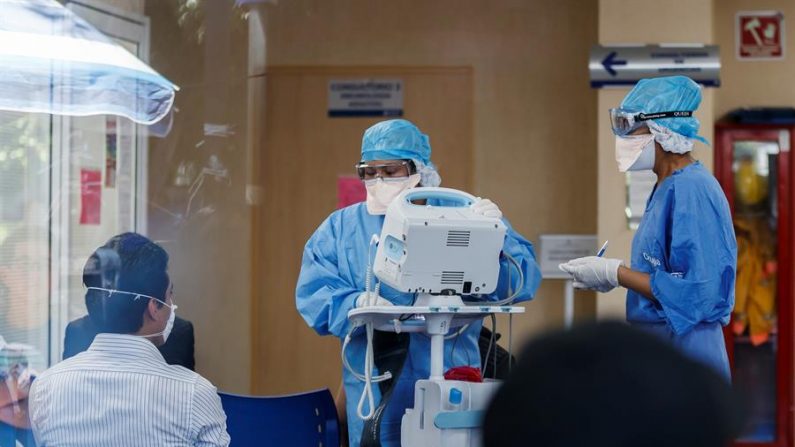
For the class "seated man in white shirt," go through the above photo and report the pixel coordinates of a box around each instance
[28,232,230,447]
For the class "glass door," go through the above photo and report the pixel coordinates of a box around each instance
[732,138,779,442]
[717,126,793,447]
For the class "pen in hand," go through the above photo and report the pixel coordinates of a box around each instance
[596,240,609,258]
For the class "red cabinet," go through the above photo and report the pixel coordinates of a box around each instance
[715,122,794,447]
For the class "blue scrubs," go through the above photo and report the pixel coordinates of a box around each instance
[627,162,736,380]
[296,201,541,447]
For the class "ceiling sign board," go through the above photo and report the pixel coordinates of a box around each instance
[328,79,403,118]
[589,45,720,88]
[737,11,784,60]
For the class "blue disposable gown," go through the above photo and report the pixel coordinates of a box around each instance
[627,162,736,379]
[296,201,541,447]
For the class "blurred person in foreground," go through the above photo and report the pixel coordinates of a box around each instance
[483,322,743,447]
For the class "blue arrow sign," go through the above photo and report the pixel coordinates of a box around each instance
[589,45,720,88]
[601,51,627,76]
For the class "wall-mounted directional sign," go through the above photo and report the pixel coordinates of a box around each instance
[589,44,720,88]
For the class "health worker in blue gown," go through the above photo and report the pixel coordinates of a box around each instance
[295,119,542,447]
[560,76,736,380]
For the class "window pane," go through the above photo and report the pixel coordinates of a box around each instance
[62,115,139,326]
[0,111,51,370]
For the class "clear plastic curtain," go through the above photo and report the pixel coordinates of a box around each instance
[0,0,178,125]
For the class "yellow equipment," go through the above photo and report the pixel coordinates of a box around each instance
[732,217,776,346]
[735,159,769,207]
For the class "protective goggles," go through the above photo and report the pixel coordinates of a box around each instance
[609,108,693,136]
[355,160,415,180]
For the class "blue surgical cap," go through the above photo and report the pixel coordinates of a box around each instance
[360,119,432,164]
[620,76,708,144]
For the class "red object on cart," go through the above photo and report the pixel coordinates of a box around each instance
[444,366,483,383]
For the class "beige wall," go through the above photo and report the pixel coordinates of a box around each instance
[140,0,600,393]
[715,1,795,117]
[66,0,795,398]
[138,0,790,393]
[262,0,599,354]
[596,0,716,319]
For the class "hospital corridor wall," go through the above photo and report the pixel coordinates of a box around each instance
[248,0,599,395]
[251,67,474,394]
[13,1,795,445]
[126,0,597,396]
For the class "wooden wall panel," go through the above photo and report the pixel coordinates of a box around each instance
[253,67,473,394]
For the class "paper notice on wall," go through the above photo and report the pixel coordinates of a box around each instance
[338,176,366,209]
[80,168,102,225]
[105,117,117,188]
[117,117,134,231]
[539,235,598,279]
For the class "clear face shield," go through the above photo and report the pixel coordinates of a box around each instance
[0,336,36,414]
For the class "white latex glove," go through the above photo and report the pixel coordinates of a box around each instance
[559,256,625,293]
[355,292,393,307]
[471,198,503,219]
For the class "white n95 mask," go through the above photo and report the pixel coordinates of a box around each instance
[615,134,656,172]
[159,306,176,343]
[140,300,176,343]
[365,174,421,215]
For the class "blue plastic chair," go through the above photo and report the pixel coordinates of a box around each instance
[0,396,35,447]
[0,422,35,447]
[219,389,340,447]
